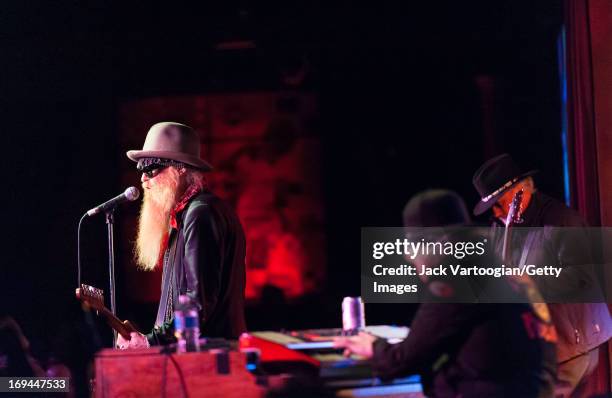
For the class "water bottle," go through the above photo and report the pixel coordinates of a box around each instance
[174,295,200,353]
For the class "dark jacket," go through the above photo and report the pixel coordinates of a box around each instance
[147,191,247,344]
[493,192,611,362]
[372,303,557,398]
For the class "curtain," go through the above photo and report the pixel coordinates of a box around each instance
[564,0,611,394]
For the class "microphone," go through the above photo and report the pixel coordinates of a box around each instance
[86,187,140,216]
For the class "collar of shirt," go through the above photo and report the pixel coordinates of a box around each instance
[169,184,202,230]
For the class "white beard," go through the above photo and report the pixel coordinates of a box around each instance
[134,170,180,270]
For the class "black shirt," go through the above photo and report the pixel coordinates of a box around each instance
[372,302,557,397]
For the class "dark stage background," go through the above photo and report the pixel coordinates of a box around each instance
[1,2,564,394]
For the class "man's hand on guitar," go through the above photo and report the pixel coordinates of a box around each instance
[116,332,150,350]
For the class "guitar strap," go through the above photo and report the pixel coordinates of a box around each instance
[155,229,179,326]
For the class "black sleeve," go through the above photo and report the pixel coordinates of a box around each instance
[146,320,176,346]
[182,202,223,326]
[371,303,485,380]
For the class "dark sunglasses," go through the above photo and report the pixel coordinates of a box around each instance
[142,166,168,179]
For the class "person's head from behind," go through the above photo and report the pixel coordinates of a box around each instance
[402,189,471,229]
[403,189,472,296]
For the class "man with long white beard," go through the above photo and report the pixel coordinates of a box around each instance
[117,122,247,349]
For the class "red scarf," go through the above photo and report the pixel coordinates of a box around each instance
[155,184,202,267]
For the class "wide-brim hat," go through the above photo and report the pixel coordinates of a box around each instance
[472,153,537,216]
[126,122,213,171]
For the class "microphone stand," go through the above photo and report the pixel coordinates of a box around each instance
[105,209,118,347]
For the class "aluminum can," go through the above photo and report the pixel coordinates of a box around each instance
[342,296,365,335]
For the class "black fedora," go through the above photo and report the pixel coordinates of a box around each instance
[472,153,538,216]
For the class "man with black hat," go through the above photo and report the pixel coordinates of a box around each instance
[117,122,247,349]
[335,190,558,398]
[472,153,612,397]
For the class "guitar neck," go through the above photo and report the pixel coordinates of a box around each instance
[502,189,524,264]
[76,286,139,342]
[501,227,513,264]
[95,306,135,340]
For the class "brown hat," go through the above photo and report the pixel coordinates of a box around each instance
[126,122,213,171]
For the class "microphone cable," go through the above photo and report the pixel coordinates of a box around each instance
[160,352,189,398]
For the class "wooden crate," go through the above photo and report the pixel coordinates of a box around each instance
[94,348,265,398]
